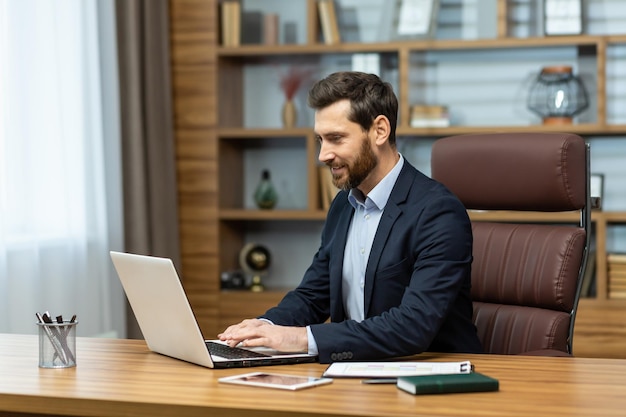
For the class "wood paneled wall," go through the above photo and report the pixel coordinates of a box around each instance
[169,0,220,335]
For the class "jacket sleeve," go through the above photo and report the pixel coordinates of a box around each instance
[260,191,351,326]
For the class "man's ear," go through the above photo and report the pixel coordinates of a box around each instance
[372,115,391,146]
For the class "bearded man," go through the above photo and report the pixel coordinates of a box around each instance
[219,71,482,363]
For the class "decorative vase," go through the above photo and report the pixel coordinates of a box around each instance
[282,99,297,128]
[254,169,278,209]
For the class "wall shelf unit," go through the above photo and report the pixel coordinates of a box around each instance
[170,0,626,358]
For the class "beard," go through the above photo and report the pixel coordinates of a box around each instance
[330,136,378,191]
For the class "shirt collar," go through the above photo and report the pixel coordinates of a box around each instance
[348,154,404,210]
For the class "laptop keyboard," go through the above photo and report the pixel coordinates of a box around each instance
[206,341,271,359]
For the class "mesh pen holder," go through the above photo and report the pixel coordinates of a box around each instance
[37,320,78,368]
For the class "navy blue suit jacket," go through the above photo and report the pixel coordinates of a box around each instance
[262,160,482,363]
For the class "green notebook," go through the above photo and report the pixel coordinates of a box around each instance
[396,372,499,395]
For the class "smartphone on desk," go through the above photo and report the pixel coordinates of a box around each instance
[218,372,333,391]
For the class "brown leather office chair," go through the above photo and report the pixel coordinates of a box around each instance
[431,132,590,356]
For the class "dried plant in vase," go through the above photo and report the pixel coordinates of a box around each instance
[279,66,315,128]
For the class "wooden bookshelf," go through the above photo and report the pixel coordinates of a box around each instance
[169,0,626,358]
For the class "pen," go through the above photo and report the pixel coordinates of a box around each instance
[62,314,77,337]
[361,378,397,384]
[42,312,71,365]
[45,312,77,365]
[36,312,68,366]
[49,313,76,364]
[63,314,77,364]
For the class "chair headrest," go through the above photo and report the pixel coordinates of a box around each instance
[431,132,587,211]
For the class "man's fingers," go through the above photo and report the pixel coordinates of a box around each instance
[218,319,267,339]
[240,336,268,347]
[219,323,307,353]
[221,325,268,346]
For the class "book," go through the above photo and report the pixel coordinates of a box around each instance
[263,13,279,45]
[220,2,231,46]
[323,360,473,378]
[220,1,241,47]
[318,0,341,45]
[283,21,297,44]
[397,372,499,395]
[241,11,263,44]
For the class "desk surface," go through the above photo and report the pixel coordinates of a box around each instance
[1,333,625,417]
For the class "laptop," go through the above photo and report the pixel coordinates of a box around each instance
[110,251,317,368]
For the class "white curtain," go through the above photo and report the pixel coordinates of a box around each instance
[0,0,126,337]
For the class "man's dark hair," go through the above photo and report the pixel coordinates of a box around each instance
[308,71,398,145]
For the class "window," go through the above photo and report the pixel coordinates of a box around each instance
[0,0,124,337]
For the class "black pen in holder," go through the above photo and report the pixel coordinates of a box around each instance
[36,313,78,368]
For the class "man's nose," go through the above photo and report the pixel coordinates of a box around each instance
[318,142,332,163]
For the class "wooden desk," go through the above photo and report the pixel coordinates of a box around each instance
[1,333,625,417]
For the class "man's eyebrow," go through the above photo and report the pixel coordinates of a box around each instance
[316,130,345,139]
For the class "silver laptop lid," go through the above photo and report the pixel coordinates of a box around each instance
[110,251,215,368]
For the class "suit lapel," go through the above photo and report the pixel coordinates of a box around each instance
[363,164,414,317]
[363,204,401,317]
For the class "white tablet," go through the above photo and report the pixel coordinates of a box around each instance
[218,372,333,391]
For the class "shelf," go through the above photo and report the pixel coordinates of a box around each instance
[219,125,626,138]
[218,127,313,138]
[600,212,626,222]
[397,124,626,137]
[218,210,623,223]
[218,209,626,224]
[219,209,327,221]
[217,34,623,57]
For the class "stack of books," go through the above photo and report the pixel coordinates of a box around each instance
[410,105,450,128]
[607,253,626,299]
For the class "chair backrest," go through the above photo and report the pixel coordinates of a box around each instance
[431,132,590,355]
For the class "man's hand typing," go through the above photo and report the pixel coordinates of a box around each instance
[218,318,308,352]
